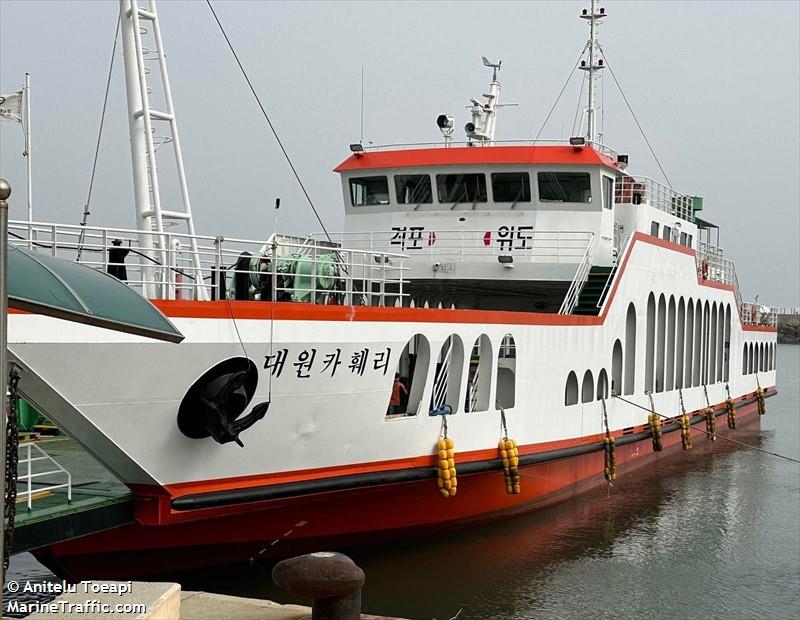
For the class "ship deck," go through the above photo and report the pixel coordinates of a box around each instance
[11,437,134,553]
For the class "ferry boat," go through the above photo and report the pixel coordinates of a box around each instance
[6,0,778,579]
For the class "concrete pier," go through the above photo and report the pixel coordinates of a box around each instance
[12,582,405,619]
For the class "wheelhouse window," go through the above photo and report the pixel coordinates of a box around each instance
[395,174,433,205]
[538,172,592,203]
[602,176,613,209]
[436,173,487,204]
[491,172,531,203]
[349,176,390,206]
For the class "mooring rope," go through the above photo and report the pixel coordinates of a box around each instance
[612,393,800,464]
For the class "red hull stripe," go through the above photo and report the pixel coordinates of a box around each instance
[161,390,774,509]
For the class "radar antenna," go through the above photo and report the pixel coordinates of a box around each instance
[465,57,516,145]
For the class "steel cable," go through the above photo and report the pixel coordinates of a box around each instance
[613,393,800,464]
[77,10,121,260]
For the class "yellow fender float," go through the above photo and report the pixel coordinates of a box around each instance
[436,437,457,498]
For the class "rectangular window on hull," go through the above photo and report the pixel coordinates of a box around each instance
[662,225,671,241]
[538,172,592,203]
[436,173,487,204]
[651,221,660,237]
[491,172,531,203]
[350,176,390,206]
[395,174,433,205]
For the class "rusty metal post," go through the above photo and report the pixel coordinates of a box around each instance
[272,551,365,620]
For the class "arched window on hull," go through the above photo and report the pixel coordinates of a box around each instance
[611,340,623,396]
[656,294,666,392]
[597,369,609,400]
[496,334,516,409]
[581,370,594,404]
[645,294,656,393]
[685,299,694,388]
[465,335,492,413]
[666,296,676,391]
[624,303,636,395]
[429,334,465,414]
[565,371,579,406]
[742,343,748,375]
[389,334,431,418]
[675,297,685,390]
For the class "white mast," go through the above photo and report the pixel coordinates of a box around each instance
[119,0,207,299]
[465,57,502,145]
[23,73,32,226]
[579,0,607,146]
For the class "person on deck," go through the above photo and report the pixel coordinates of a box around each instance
[107,239,130,281]
[388,373,409,415]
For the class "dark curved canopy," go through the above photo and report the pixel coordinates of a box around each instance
[7,246,183,343]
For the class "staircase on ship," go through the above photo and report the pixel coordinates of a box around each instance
[572,265,615,316]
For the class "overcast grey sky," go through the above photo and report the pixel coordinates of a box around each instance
[1,0,798,306]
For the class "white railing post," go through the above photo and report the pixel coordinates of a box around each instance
[26,443,32,511]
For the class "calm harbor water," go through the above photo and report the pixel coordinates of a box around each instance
[6,346,799,619]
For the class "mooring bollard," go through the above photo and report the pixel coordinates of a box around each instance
[272,551,365,620]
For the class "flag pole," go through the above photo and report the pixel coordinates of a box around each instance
[24,73,32,245]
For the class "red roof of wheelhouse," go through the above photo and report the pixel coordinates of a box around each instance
[334,145,619,172]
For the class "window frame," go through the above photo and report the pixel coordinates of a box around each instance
[536,171,593,204]
[602,175,614,210]
[491,172,531,204]
[394,174,433,205]
[651,221,660,237]
[435,173,488,205]
[349,175,391,207]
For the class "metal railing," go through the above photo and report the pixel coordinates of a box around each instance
[9,220,408,307]
[498,335,516,359]
[360,138,619,161]
[615,176,695,222]
[313,229,595,265]
[558,234,598,314]
[694,241,776,327]
[467,364,480,412]
[16,442,72,511]
[770,306,800,316]
[594,232,631,312]
[740,303,778,327]
[430,337,453,412]
[696,241,737,285]
[696,240,744,312]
